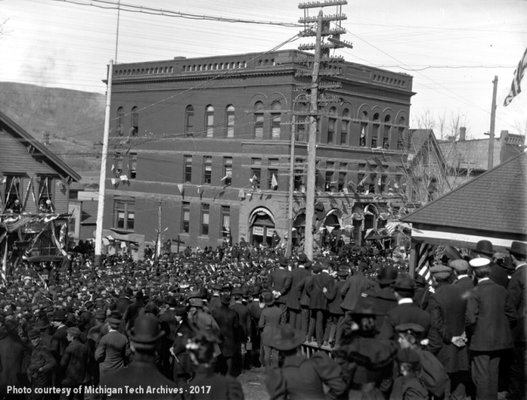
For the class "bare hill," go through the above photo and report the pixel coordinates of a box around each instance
[0,82,105,182]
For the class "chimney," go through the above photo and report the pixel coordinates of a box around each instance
[459,126,466,141]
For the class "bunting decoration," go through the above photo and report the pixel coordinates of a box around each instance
[504,47,527,106]
[177,184,184,195]
[271,173,278,190]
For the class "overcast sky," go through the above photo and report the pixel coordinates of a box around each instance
[1,0,526,139]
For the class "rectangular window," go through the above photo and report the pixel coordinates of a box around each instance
[271,113,281,139]
[296,115,307,142]
[268,159,279,190]
[131,108,139,136]
[328,117,336,144]
[383,125,390,149]
[372,124,380,148]
[181,202,190,233]
[129,153,137,179]
[251,158,261,189]
[221,205,231,238]
[325,161,335,191]
[203,156,212,184]
[201,203,210,235]
[397,127,405,150]
[254,114,264,139]
[340,119,349,145]
[222,157,232,185]
[184,155,192,183]
[360,122,367,147]
[113,199,135,231]
[114,152,123,175]
[294,157,305,192]
[338,164,347,192]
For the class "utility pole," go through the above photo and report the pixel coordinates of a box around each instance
[94,60,113,267]
[286,113,297,257]
[298,0,348,260]
[488,76,498,170]
[156,201,162,258]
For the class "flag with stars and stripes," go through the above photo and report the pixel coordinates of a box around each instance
[415,242,435,287]
[504,47,527,106]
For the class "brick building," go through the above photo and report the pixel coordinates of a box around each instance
[102,50,415,254]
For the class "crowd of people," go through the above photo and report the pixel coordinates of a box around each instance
[0,237,524,400]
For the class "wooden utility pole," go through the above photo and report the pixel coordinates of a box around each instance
[94,60,113,267]
[488,76,498,170]
[303,11,323,261]
[286,114,296,257]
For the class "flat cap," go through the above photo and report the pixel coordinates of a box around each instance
[449,259,469,272]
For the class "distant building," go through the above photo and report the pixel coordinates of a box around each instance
[101,50,418,255]
[438,128,525,188]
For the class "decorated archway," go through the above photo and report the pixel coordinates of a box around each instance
[249,207,276,247]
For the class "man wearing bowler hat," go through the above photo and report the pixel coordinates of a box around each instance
[95,310,130,381]
[474,239,509,287]
[465,257,514,400]
[60,327,90,400]
[506,241,527,399]
[379,275,431,341]
[100,315,179,399]
[27,328,56,400]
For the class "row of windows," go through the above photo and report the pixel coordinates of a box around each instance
[114,101,407,150]
[181,203,231,237]
[182,61,247,72]
[2,175,56,213]
[115,66,174,76]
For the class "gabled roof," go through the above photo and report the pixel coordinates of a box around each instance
[0,109,81,181]
[402,152,527,237]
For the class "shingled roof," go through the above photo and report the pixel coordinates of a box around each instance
[402,152,527,239]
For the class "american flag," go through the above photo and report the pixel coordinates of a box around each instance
[415,242,435,287]
[504,47,527,106]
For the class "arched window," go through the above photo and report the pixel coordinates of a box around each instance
[372,112,380,148]
[360,111,368,147]
[116,107,124,136]
[341,108,350,145]
[327,107,337,144]
[130,106,138,136]
[185,105,194,136]
[271,101,281,139]
[205,105,214,137]
[254,101,264,139]
[397,116,406,150]
[226,105,235,138]
[383,114,391,149]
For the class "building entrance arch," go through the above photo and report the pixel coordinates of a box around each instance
[249,207,276,247]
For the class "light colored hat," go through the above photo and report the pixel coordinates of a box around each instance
[469,258,490,268]
[449,259,469,272]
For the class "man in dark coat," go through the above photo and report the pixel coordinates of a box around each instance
[27,329,56,400]
[305,260,336,347]
[267,256,292,323]
[95,311,130,382]
[465,257,514,400]
[230,288,250,372]
[60,327,90,399]
[211,294,242,376]
[100,315,180,399]
[363,265,398,333]
[50,308,69,389]
[286,254,311,331]
[170,305,195,386]
[474,239,509,287]
[506,241,527,400]
[0,319,28,398]
[429,260,474,400]
[379,275,431,340]
[246,286,262,368]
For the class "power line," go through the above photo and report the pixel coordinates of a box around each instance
[53,0,302,27]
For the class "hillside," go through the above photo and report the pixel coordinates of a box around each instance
[0,82,105,182]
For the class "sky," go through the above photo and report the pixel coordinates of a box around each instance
[1,0,526,139]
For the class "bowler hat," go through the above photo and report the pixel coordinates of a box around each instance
[262,291,275,306]
[263,324,305,351]
[278,256,289,267]
[128,315,165,348]
[475,240,494,256]
[107,310,122,326]
[449,259,469,273]
[394,275,415,292]
[174,305,187,316]
[298,253,309,264]
[351,298,379,316]
[67,327,82,338]
[52,309,67,322]
[377,265,398,285]
[509,241,527,258]
[188,298,204,308]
